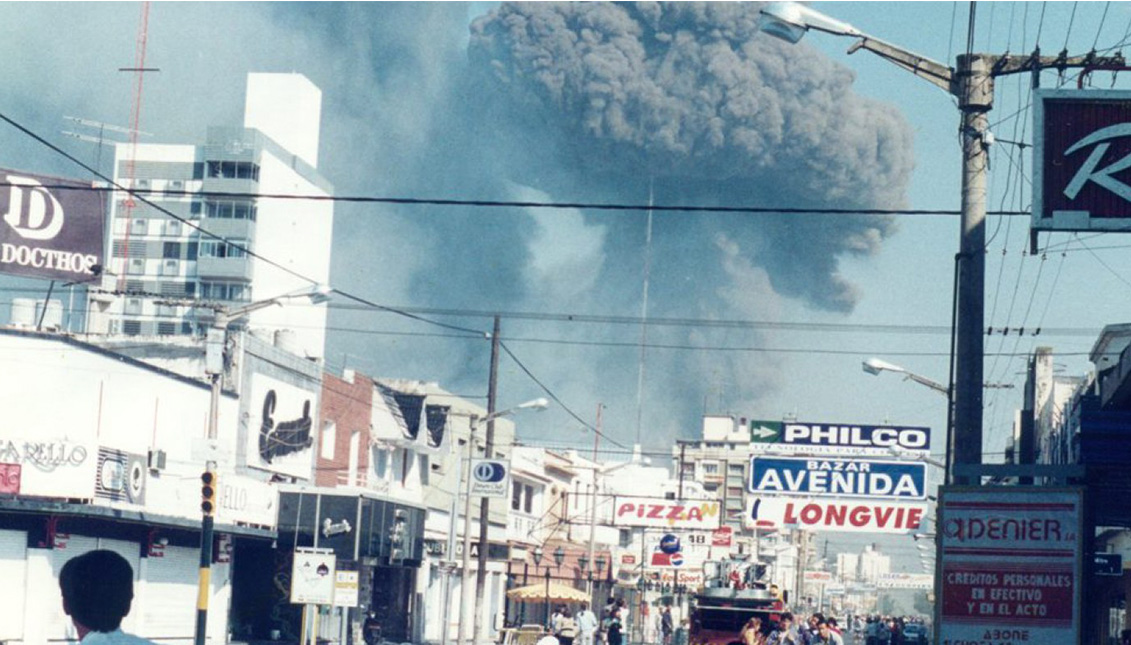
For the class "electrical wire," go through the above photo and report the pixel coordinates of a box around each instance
[1093,2,1112,51]
[0,181,1032,218]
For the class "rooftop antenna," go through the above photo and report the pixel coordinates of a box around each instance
[117,1,159,292]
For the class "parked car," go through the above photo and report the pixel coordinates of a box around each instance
[901,623,928,645]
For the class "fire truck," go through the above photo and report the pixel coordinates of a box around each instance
[689,561,784,645]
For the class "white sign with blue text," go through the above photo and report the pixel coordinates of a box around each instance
[469,458,510,498]
[746,420,931,456]
[750,456,927,500]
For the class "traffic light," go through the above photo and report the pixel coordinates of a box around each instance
[201,471,218,516]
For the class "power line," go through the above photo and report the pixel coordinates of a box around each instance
[0,182,1033,218]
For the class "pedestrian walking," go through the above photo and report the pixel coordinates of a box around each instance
[768,613,799,645]
[577,602,599,645]
[559,608,578,645]
[605,610,623,645]
[58,549,157,644]
[661,605,674,645]
[741,617,766,645]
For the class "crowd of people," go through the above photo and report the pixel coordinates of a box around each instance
[538,598,630,645]
[735,611,929,645]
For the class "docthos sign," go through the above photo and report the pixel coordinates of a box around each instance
[469,458,509,498]
[0,170,104,282]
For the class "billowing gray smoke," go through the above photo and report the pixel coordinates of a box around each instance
[0,2,914,450]
[468,2,913,311]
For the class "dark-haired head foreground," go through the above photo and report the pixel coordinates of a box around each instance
[59,550,157,644]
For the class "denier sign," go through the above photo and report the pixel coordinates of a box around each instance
[937,487,1082,645]
[1034,90,1131,235]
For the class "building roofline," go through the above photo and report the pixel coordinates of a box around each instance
[0,327,236,398]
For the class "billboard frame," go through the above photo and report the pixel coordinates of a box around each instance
[1032,89,1131,246]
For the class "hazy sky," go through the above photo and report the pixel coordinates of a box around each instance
[2,2,1130,516]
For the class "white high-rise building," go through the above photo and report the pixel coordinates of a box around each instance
[87,73,333,360]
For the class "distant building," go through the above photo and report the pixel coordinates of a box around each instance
[87,72,333,361]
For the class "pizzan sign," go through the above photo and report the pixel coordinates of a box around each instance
[0,169,104,281]
[1034,90,1131,235]
[613,497,722,529]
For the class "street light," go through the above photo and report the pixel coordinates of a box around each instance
[457,398,549,645]
[761,3,1123,487]
[862,358,949,397]
[194,283,332,645]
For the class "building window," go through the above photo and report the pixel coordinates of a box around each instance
[163,242,181,259]
[204,199,257,220]
[374,449,388,480]
[156,322,176,336]
[186,242,198,260]
[702,462,720,475]
[524,484,533,514]
[321,421,336,460]
[512,482,521,511]
[200,281,249,302]
[419,454,429,487]
[199,240,249,258]
[206,161,260,181]
[122,320,142,336]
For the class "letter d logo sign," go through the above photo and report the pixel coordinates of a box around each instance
[2,175,65,240]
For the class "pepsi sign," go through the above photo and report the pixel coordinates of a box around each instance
[469,458,510,498]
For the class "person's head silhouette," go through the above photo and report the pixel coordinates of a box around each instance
[59,550,136,638]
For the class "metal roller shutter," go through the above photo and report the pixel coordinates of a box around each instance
[0,530,27,641]
[139,544,200,641]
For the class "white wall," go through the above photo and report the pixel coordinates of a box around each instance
[246,149,333,360]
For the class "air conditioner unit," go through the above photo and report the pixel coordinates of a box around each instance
[147,449,167,471]
[162,259,179,276]
[130,218,147,235]
[168,179,184,191]
[127,258,145,275]
[135,178,150,189]
[166,220,182,236]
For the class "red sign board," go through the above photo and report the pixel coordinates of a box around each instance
[0,463,20,494]
[711,526,733,547]
[937,488,1082,645]
[1034,90,1131,234]
[621,554,636,565]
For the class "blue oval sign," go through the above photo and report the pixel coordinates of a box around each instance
[659,533,681,554]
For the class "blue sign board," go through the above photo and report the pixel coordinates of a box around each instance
[749,456,927,500]
[659,533,681,554]
[747,420,931,455]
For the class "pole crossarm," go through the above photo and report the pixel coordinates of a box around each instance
[848,37,954,92]
[986,51,1127,78]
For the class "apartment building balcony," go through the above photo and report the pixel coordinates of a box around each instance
[197,256,254,281]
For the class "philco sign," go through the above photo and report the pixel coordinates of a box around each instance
[1034,90,1131,235]
[612,496,721,529]
[0,170,103,281]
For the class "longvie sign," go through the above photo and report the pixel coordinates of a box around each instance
[745,496,927,535]
[1034,90,1131,234]
[937,488,1082,645]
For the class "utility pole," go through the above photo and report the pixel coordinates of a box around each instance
[473,316,501,644]
[759,3,1127,485]
[585,404,602,599]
